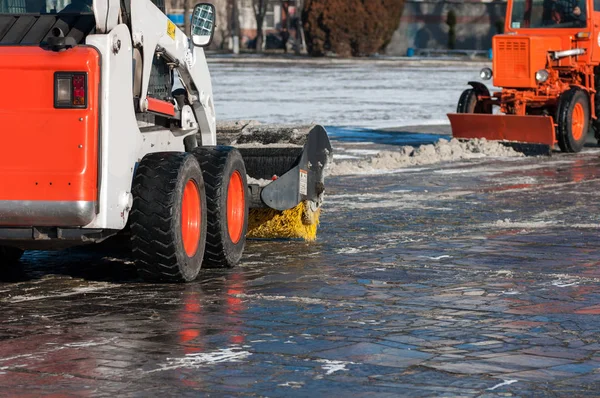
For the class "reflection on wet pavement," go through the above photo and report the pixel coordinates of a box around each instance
[2,148,600,396]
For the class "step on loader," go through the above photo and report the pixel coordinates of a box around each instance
[448,0,600,155]
[0,0,332,282]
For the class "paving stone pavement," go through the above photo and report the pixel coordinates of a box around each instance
[1,146,600,396]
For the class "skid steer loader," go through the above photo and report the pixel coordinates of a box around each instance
[0,0,332,282]
[448,0,600,154]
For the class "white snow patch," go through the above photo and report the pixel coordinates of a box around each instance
[488,379,518,391]
[0,354,33,362]
[333,154,360,160]
[316,359,355,375]
[326,138,523,176]
[346,149,380,156]
[552,280,579,288]
[326,190,472,211]
[278,381,304,388]
[420,255,452,260]
[4,284,115,303]
[495,270,514,278]
[232,293,325,305]
[64,338,117,348]
[571,224,600,228]
[336,247,364,254]
[147,348,251,373]
[486,219,556,229]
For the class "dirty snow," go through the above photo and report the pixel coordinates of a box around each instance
[327,138,522,176]
[247,176,272,187]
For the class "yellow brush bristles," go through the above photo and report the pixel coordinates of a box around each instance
[247,201,321,241]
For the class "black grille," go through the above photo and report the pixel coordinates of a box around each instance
[147,56,172,100]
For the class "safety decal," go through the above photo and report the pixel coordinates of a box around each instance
[167,20,176,40]
[299,169,308,196]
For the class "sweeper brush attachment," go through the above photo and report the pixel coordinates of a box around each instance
[217,122,333,240]
[247,201,320,241]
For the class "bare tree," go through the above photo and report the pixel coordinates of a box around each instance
[252,0,268,52]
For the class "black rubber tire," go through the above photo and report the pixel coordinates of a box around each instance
[556,87,590,153]
[0,246,24,266]
[456,88,491,114]
[192,146,248,268]
[130,152,207,282]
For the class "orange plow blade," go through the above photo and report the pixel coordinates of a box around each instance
[448,113,556,155]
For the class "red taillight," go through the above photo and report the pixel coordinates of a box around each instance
[54,72,87,109]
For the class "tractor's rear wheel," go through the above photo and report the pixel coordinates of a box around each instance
[192,146,248,268]
[130,152,207,282]
[556,87,589,153]
[457,88,491,114]
[0,246,24,266]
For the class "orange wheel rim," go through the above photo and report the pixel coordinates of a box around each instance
[227,170,245,244]
[572,103,585,141]
[181,179,201,257]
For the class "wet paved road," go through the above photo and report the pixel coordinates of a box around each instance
[2,143,600,396]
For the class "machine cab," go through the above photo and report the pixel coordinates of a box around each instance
[503,0,600,64]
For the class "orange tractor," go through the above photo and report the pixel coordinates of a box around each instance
[449,0,600,154]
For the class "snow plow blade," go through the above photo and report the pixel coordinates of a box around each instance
[216,121,333,241]
[448,113,556,155]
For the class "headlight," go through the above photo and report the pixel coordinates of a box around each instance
[480,67,493,80]
[535,69,549,83]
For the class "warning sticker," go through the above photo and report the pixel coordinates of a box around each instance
[299,169,308,196]
[167,20,176,40]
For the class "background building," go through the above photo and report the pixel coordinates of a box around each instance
[386,0,507,55]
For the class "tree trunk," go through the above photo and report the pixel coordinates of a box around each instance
[252,0,267,53]
[183,0,191,35]
[256,14,264,53]
[295,0,307,54]
[281,1,289,29]
[231,0,240,54]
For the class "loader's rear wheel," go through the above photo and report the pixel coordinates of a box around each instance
[557,87,589,153]
[130,152,207,282]
[457,88,491,114]
[0,246,24,266]
[192,146,248,268]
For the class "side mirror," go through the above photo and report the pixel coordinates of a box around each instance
[191,3,216,47]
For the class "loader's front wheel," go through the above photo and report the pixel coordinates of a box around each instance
[457,88,491,114]
[192,146,248,268]
[0,246,24,266]
[130,152,207,282]
[557,87,589,153]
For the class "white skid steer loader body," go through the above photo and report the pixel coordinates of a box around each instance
[82,0,217,230]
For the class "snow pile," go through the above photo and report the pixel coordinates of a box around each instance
[327,138,523,176]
